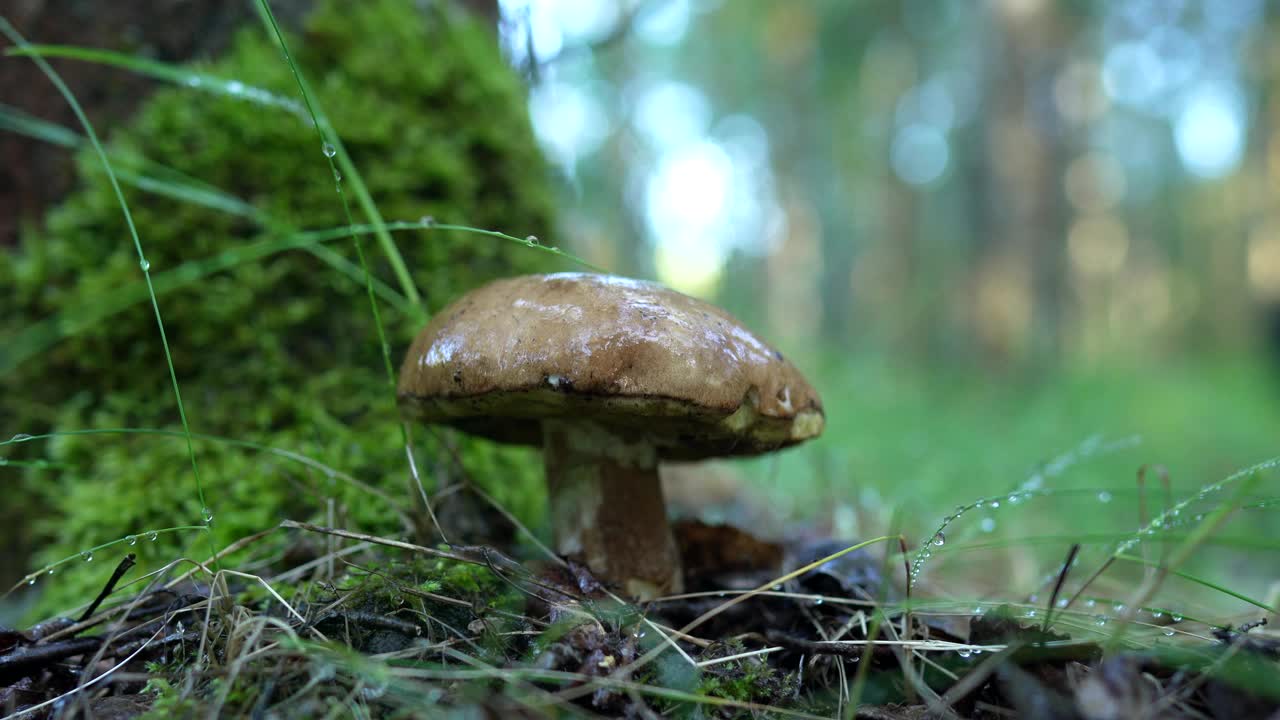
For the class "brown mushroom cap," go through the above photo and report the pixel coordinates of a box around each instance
[397,272,823,459]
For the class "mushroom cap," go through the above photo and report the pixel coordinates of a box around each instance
[397,272,824,460]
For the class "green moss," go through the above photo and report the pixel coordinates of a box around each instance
[1,0,555,612]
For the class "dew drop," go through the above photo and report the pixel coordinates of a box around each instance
[1084,599,1097,608]
[146,531,159,542]
[1056,598,1069,608]
[772,584,782,591]
[1113,603,1126,613]
[139,259,151,272]
[1171,614,1183,623]
[1163,629,1175,637]
[322,142,337,158]
[813,597,824,606]
[26,576,36,586]
[932,532,946,547]
[1097,491,1112,503]
[525,235,540,246]
[419,215,436,227]
[1025,609,1037,619]
[971,648,983,655]
[989,500,1000,509]
[126,535,137,546]
[333,169,342,182]
[201,507,215,524]
[1095,615,1110,626]
[10,433,33,442]
[81,551,93,562]
[47,567,55,576]
[972,606,984,615]
[974,500,985,508]
[1151,610,1164,619]
[957,648,971,658]
[1007,494,1021,504]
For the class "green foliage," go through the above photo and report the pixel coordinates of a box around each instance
[1,0,555,611]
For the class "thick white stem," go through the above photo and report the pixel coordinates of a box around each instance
[542,421,682,599]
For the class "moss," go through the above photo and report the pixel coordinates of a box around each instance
[1,0,556,612]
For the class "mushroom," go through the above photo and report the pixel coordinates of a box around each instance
[397,272,824,598]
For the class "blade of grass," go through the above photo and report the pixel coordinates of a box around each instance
[1,221,595,373]
[1114,553,1274,613]
[0,104,266,220]
[0,18,214,549]
[249,4,422,317]
[4,40,424,312]
[4,44,308,119]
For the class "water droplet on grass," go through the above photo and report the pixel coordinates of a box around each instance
[1097,491,1112,503]
[1171,614,1183,623]
[526,235,540,246]
[146,531,159,542]
[333,169,342,182]
[126,535,137,546]
[1095,615,1110,626]
[139,259,151,272]
[26,577,36,586]
[932,533,945,547]
[47,568,55,576]
[81,551,93,562]
[9,434,33,442]
[419,216,436,227]
[1163,629,1175,637]
[322,142,337,158]
[989,500,1000,509]
[957,648,971,658]
[201,507,214,524]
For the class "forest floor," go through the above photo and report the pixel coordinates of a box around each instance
[3,503,1278,719]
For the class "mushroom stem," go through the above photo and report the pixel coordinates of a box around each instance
[541,420,683,599]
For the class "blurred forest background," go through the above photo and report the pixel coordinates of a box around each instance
[509,0,1280,363]
[3,0,1279,615]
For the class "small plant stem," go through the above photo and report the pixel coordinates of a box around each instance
[78,553,137,623]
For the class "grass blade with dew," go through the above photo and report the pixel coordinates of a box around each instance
[4,44,308,119]
[252,2,422,317]
[0,18,216,553]
[3,39,423,313]
[0,427,403,521]
[0,103,266,220]
[1,221,595,372]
